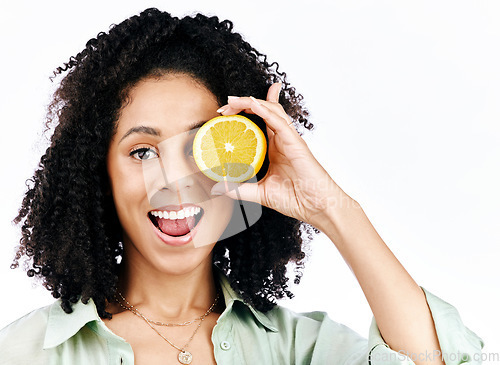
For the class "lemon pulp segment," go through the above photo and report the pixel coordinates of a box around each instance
[193,115,266,182]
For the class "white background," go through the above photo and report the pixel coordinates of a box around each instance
[1,0,499,361]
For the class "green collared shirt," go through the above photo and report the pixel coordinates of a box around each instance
[0,269,483,365]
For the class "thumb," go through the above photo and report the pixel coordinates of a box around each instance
[266,82,282,103]
[210,181,261,204]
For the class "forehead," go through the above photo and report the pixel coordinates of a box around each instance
[116,74,219,137]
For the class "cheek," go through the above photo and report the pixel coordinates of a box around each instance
[212,196,235,223]
[108,156,148,208]
[196,175,234,223]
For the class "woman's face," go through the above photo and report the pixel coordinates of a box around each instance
[107,73,234,276]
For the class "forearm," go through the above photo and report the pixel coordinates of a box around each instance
[315,196,444,365]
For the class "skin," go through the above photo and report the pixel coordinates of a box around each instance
[105,74,234,364]
[105,72,444,365]
[215,84,445,365]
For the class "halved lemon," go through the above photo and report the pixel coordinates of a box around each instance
[193,115,267,182]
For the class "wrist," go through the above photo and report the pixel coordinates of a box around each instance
[311,191,361,230]
[312,193,365,245]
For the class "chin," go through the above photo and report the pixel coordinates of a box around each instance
[155,249,215,276]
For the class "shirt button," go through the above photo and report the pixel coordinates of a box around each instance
[220,341,231,350]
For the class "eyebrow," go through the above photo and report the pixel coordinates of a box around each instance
[187,120,209,135]
[119,120,210,144]
[119,126,161,143]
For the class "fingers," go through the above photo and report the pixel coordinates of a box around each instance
[217,82,284,116]
[216,97,254,115]
[216,83,297,136]
[210,181,262,205]
[242,97,293,135]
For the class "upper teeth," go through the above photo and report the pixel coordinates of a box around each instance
[150,206,201,220]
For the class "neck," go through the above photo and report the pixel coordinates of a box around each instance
[116,254,220,321]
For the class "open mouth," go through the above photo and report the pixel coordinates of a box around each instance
[148,206,204,237]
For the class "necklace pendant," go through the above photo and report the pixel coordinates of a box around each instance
[178,350,193,364]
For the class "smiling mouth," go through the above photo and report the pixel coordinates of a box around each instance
[148,206,204,237]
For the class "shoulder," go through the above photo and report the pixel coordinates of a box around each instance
[247,304,368,364]
[270,305,367,360]
[0,303,53,340]
[0,302,57,365]
[267,303,364,338]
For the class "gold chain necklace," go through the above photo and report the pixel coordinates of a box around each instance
[116,292,218,326]
[115,291,220,364]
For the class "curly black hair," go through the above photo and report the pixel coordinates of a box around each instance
[12,8,318,319]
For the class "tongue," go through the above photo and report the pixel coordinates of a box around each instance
[157,216,196,236]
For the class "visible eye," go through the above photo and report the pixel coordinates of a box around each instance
[130,147,159,161]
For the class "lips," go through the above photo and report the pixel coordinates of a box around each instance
[151,204,202,214]
[148,204,204,238]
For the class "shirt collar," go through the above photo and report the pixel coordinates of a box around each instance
[214,266,278,332]
[43,266,278,348]
[43,297,100,349]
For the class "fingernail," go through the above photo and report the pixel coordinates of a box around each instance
[228,96,239,100]
[250,96,261,104]
[216,105,228,113]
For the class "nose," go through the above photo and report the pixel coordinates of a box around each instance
[159,153,196,192]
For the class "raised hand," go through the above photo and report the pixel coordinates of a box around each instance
[211,83,353,229]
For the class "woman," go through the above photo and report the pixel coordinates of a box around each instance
[0,8,482,365]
